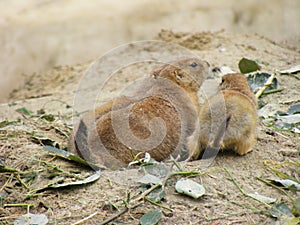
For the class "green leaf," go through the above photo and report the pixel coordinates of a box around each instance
[175,179,205,199]
[238,57,261,74]
[247,72,277,93]
[292,197,300,217]
[40,114,55,122]
[278,217,300,225]
[50,171,100,188]
[143,163,170,179]
[29,171,100,194]
[270,202,293,218]
[14,213,48,225]
[146,187,165,203]
[16,107,32,116]
[8,102,17,107]
[138,174,162,185]
[42,146,99,169]
[140,210,162,225]
[288,104,300,115]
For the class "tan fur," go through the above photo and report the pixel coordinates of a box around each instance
[188,73,257,160]
[69,58,210,168]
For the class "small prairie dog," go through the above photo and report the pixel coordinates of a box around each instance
[188,73,257,160]
[69,58,210,168]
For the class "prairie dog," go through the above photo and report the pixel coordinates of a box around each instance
[69,58,210,168]
[188,73,257,160]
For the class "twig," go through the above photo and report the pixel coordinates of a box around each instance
[0,173,14,192]
[37,159,82,179]
[98,202,142,225]
[223,167,247,195]
[72,212,98,225]
[15,174,30,191]
[255,73,276,99]
[223,167,272,208]
[171,167,223,177]
[145,198,172,212]
[4,203,34,207]
[132,183,161,204]
[263,160,299,183]
[200,210,248,222]
[231,201,270,216]
[261,89,283,96]
[170,156,183,171]
[0,165,19,173]
[171,171,203,176]
[0,214,23,221]
[98,183,161,225]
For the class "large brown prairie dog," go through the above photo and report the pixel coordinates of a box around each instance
[69,58,210,168]
[188,73,257,160]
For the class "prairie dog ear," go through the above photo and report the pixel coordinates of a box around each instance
[174,70,184,79]
[150,63,168,78]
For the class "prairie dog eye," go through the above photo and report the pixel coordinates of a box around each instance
[190,62,198,67]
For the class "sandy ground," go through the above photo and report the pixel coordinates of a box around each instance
[0,29,299,224]
[0,1,299,224]
[0,0,299,101]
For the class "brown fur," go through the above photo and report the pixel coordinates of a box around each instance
[188,73,257,160]
[69,58,210,168]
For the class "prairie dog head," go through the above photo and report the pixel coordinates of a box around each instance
[220,73,256,105]
[220,73,251,91]
[151,58,210,92]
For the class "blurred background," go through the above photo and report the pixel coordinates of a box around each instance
[0,0,299,102]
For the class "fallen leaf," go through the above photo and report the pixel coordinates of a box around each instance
[140,210,162,225]
[248,193,276,204]
[138,174,162,185]
[277,217,300,225]
[143,163,170,179]
[238,58,261,74]
[146,187,165,203]
[16,107,32,116]
[288,104,300,115]
[247,72,277,93]
[43,146,99,169]
[292,197,300,217]
[175,179,205,199]
[278,115,300,124]
[258,103,280,118]
[51,171,100,188]
[270,202,293,218]
[272,179,300,191]
[280,65,300,74]
[14,213,48,225]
